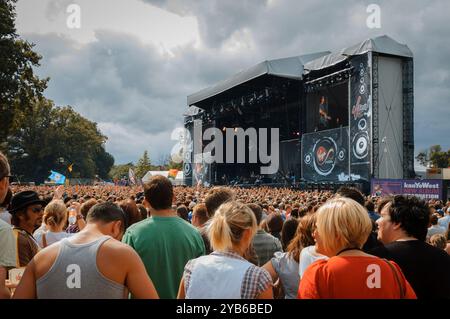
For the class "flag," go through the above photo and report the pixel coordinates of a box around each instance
[128,168,136,185]
[168,169,178,180]
[48,170,66,185]
[68,164,73,173]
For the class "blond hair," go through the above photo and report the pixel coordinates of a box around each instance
[316,197,372,256]
[43,200,67,227]
[209,201,257,252]
[429,234,447,250]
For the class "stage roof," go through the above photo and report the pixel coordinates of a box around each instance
[304,35,413,73]
[187,51,330,106]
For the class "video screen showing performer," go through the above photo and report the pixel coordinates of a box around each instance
[306,81,349,133]
[318,96,331,130]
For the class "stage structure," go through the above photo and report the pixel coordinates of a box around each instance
[185,52,330,186]
[184,35,414,188]
[302,35,414,186]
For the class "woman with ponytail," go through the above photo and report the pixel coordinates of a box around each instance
[177,201,273,299]
[34,200,75,248]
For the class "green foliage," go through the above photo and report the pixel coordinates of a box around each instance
[416,145,450,168]
[0,0,49,145]
[135,150,152,179]
[1,1,115,183]
[7,100,115,183]
[109,163,135,180]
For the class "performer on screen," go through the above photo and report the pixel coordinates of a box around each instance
[318,95,331,130]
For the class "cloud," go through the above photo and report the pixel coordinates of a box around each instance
[15,0,450,166]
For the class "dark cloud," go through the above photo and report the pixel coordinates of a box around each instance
[18,0,450,165]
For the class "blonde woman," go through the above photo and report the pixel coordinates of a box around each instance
[34,200,85,248]
[177,201,273,299]
[298,197,416,299]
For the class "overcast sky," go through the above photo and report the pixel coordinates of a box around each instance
[15,0,450,169]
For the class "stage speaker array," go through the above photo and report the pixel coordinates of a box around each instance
[301,127,350,182]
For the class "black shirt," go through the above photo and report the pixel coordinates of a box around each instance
[371,240,450,299]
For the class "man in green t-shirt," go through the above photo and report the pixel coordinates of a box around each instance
[122,175,205,299]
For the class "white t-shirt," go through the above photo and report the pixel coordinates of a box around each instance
[0,209,12,225]
[298,245,328,279]
[438,215,450,230]
[427,225,447,240]
[34,231,73,248]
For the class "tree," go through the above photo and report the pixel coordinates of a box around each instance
[94,147,115,180]
[0,0,49,149]
[416,145,450,168]
[7,100,115,183]
[109,163,135,181]
[135,150,152,179]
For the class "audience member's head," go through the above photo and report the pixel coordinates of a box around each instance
[191,203,208,228]
[143,175,174,211]
[429,234,447,250]
[176,205,189,222]
[0,151,11,203]
[281,218,298,251]
[315,197,372,257]
[247,203,263,226]
[86,202,127,240]
[376,195,430,243]
[336,186,365,206]
[43,200,67,229]
[204,187,235,218]
[119,199,142,228]
[209,201,257,253]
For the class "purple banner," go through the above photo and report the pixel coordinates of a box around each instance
[371,179,443,200]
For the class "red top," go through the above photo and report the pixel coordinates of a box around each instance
[298,256,417,299]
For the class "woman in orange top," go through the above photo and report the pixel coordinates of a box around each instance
[298,197,416,299]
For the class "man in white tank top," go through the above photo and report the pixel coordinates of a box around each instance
[13,202,159,299]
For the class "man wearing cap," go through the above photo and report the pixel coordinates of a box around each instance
[0,151,16,298]
[9,190,45,268]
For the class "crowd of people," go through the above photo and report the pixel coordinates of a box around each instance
[1,151,450,299]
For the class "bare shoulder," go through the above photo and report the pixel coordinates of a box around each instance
[34,243,62,279]
[100,238,139,260]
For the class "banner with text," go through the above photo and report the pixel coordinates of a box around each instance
[371,179,443,200]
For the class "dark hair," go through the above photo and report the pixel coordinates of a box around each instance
[137,204,148,219]
[86,202,127,231]
[204,187,234,218]
[119,199,142,228]
[290,208,299,219]
[247,203,263,225]
[176,205,189,222]
[143,175,173,210]
[336,186,365,206]
[266,213,283,235]
[384,195,430,241]
[365,200,375,212]
[281,218,299,251]
[80,199,97,219]
[0,151,10,180]
[430,213,439,226]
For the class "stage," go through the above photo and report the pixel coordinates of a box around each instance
[184,35,415,192]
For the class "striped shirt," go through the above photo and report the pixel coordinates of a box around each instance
[252,230,283,266]
[184,251,272,299]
